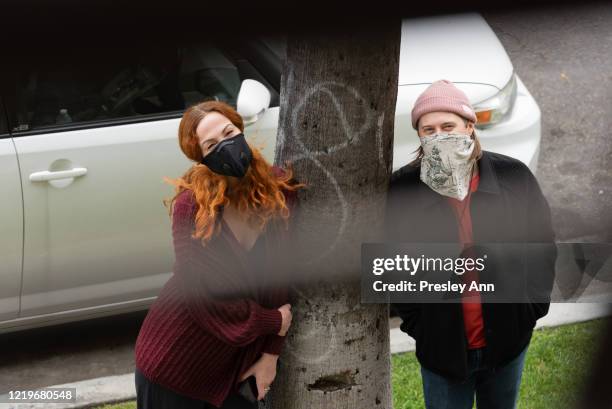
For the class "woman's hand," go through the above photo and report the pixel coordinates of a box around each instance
[238,352,279,400]
[277,303,292,336]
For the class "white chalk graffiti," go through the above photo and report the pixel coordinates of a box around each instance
[276,67,388,264]
[275,67,390,365]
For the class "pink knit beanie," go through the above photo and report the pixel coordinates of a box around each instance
[411,79,477,130]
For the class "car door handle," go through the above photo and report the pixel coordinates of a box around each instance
[29,167,88,182]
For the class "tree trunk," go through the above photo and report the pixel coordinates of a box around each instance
[268,21,401,409]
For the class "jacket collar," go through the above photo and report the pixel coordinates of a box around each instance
[413,150,501,209]
[476,150,502,195]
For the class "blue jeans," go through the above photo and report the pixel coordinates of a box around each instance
[420,345,528,409]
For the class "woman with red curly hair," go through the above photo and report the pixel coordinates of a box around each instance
[134,100,303,409]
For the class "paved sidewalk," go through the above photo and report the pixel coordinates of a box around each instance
[1,303,609,409]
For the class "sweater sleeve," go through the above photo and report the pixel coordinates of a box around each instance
[262,334,287,355]
[260,180,298,356]
[171,191,283,347]
[260,281,290,356]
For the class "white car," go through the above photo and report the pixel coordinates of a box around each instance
[0,12,540,333]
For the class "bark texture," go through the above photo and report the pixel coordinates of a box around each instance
[267,21,401,409]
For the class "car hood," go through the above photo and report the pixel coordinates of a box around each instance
[399,12,514,90]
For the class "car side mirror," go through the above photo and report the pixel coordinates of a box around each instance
[236,79,271,125]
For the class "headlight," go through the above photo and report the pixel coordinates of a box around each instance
[473,73,517,128]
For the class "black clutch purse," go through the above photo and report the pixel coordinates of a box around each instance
[238,375,259,403]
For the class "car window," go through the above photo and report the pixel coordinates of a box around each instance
[6,41,271,133]
[0,97,8,136]
[260,35,287,62]
[222,38,283,107]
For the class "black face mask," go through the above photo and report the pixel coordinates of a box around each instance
[200,133,253,178]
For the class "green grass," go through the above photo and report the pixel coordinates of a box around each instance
[95,402,135,409]
[97,319,604,409]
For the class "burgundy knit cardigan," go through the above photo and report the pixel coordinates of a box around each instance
[134,167,297,408]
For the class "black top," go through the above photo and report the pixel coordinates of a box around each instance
[385,150,557,380]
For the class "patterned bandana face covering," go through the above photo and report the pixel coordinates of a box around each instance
[419,132,476,200]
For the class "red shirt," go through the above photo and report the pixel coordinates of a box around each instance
[445,170,487,349]
[135,168,295,408]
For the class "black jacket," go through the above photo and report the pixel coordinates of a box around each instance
[385,150,557,381]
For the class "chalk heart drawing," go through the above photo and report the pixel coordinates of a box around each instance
[276,75,388,365]
[276,78,386,265]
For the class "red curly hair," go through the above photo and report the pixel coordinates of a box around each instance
[162,100,303,243]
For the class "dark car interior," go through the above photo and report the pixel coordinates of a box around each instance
[2,37,284,135]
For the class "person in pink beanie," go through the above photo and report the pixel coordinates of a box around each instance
[410,79,481,201]
[385,79,557,409]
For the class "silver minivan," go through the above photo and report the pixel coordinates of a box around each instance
[0,13,541,333]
